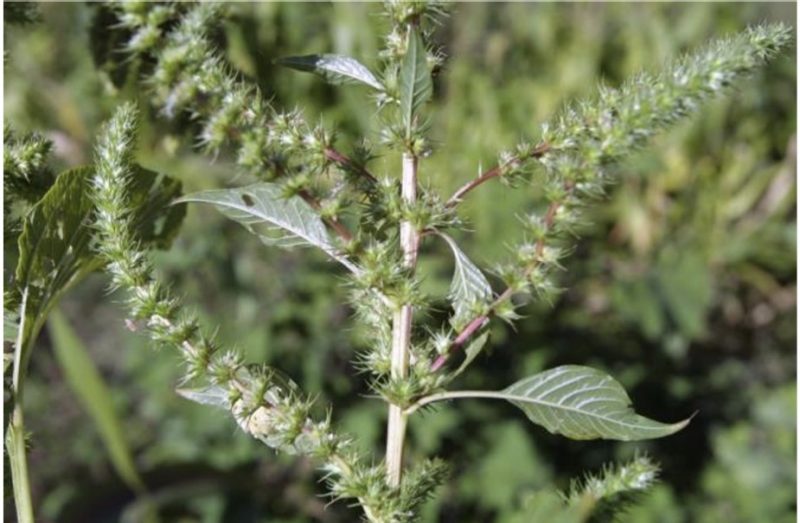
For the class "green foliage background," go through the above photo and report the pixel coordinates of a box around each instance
[4,3,795,522]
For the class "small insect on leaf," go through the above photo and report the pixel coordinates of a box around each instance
[241,193,255,207]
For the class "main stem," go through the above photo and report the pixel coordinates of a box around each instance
[386,152,419,487]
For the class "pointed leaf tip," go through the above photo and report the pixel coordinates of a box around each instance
[277,54,384,91]
[438,232,492,327]
[502,365,691,441]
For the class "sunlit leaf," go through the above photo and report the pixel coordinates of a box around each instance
[277,54,383,90]
[398,27,432,136]
[438,232,492,327]
[177,183,356,271]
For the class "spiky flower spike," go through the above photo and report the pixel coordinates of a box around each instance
[434,23,793,369]
[90,103,430,523]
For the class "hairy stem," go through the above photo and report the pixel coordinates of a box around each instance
[328,454,382,522]
[399,153,420,268]
[297,189,353,243]
[386,152,419,487]
[324,147,378,184]
[445,142,550,207]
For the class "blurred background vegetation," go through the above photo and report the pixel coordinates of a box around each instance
[4,2,796,522]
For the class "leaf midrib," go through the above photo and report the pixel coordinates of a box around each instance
[410,390,685,434]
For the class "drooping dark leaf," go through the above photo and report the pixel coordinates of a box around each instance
[127,166,186,249]
[6,165,184,402]
[89,4,135,89]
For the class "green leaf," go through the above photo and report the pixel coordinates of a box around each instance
[177,183,357,272]
[438,233,492,327]
[502,365,691,441]
[6,165,184,411]
[398,28,432,136]
[127,166,187,249]
[452,331,490,378]
[12,167,100,321]
[48,308,145,493]
[277,54,384,91]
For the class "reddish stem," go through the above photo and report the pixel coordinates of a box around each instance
[431,181,572,373]
[298,189,353,243]
[445,142,550,208]
[431,315,490,371]
[324,147,378,184]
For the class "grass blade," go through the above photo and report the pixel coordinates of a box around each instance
[48,308,146,493]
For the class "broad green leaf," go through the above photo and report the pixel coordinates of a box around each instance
[9,165,183,312]
[438,233,493,327]
[177,183,357,272]
[12,167,99,321]
[6,165,184,414]
[453,331,489,378]
[398,28,432,136]
[48,308,145,493]
[277,54,384,91]
[502,365,691,441]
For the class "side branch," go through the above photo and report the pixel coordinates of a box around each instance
[324,147,378,184]
[297,189,353,243]
[445,142,550,208]
[432,186,569,372]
